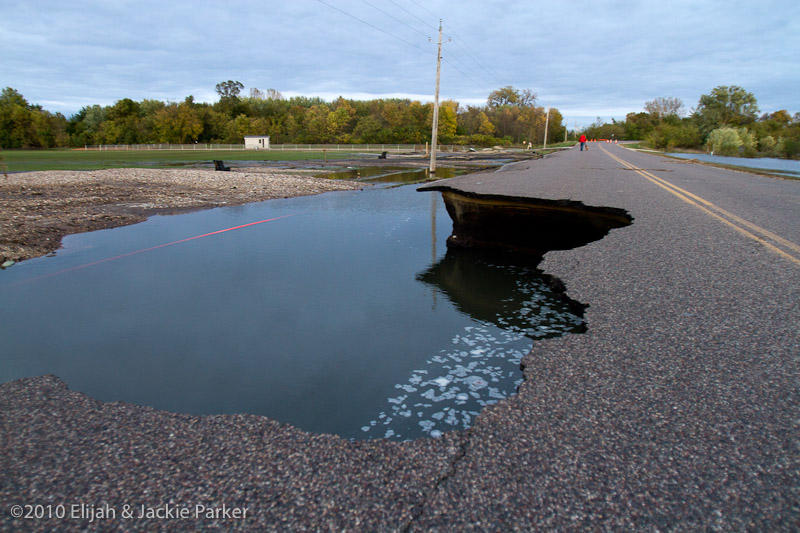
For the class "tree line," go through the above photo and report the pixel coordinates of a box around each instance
[0,84,565,149]
[4,83,797,158]
[583,86,800,158]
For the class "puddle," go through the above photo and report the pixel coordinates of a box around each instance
[0,181,584,441]
[361,249,583,439]
[320,166,456,184]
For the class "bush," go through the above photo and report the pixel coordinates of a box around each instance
[706,127,743,156]
[758,135,777,154]
[776,137,800,159]
[738,128,757,156]
[645,123,701,150]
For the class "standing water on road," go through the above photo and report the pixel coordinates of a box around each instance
[667,152,800,177]
[0,181,583,441]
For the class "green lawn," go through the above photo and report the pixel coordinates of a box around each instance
[0,149,355,172]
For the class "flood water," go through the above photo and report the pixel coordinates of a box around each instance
[0,178,583,441]
[322,166,456,183]
[667,152,800,177]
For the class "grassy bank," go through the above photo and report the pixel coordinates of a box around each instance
[0,149,356,172]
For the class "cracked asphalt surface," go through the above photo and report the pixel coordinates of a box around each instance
[2,144,798,530]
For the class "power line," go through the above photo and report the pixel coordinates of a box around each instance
[388,0,504,85]
[315,0,432,55]
[444,23,507,86]
[441,56,489,92]
[407,0,440,22]
[444,46,497,87]
[442,51,494,88]
[387,0,438,31]
[359,0,431,39]
[315,0,501,95]
[380,1,503,90]
[401,0,505,87]
[447,42,505,90]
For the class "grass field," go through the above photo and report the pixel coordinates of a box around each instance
[0,149,356,172]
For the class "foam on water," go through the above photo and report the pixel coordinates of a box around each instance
[360,269,583,440]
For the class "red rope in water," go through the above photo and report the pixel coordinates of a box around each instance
[12,214,299,286]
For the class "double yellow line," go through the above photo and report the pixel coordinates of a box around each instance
[601,146,800,266]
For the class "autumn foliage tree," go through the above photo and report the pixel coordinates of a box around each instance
[0,87,68,148]
[5,81,798,157]
[0,84,564,150]
[154,98,203,143]
[693,85,759,134]
[644,97,684,120]
[610,85,799,158]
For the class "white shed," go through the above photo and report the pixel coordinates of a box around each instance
[244,136,270,150]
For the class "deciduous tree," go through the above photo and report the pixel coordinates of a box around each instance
[487,86,536,108]
[154,100,203,143]
[0,87,69,148]
[694,85,759,135]
[644,97,684,120]
[216,80,244,99]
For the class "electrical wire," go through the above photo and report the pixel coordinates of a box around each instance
[406,0,440,22]
[315,0,432,55]
[442,57,490,91]
[387,0,438,31]
[444,23,507,86]
[443,49,496,87]
[401,0,507,87]
[314,0,506,93]
[360,0,431,39]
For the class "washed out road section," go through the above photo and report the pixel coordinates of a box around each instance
[2,144,798,530]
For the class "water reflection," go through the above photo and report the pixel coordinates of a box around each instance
[667,152,800,176]
[359,248,584,440]
[322,166,456,183]
[0,182,582,442]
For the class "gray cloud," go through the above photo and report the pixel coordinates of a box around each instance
[3,0,798,126]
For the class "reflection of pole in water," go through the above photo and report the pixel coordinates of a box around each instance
[430,193,438,309]
[431,193,437,262]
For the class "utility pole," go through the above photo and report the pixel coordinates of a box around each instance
[543,107,550,150]
[429,20,443,174]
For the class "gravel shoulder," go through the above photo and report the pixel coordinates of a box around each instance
[0,168,363,264]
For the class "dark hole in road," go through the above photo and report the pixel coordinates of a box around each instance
[418,185,633,258]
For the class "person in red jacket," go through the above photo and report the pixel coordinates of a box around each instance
[579,134,587,151]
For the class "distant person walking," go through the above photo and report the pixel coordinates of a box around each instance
[579,134,587,151]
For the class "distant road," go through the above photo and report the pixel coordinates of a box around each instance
[602,144,800,265]
[434,142,800,266]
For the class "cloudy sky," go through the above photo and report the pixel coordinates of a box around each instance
[3,0,798,127]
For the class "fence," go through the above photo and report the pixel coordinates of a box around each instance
[84,143,468,153]
[270,144,468,153]
[85,144,244,151]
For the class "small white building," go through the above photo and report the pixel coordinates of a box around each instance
[244,136,270,150]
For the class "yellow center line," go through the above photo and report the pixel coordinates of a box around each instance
[600,145,800,266]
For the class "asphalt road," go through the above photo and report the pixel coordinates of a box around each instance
[2,143,798,531]
[412,143,800,529]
